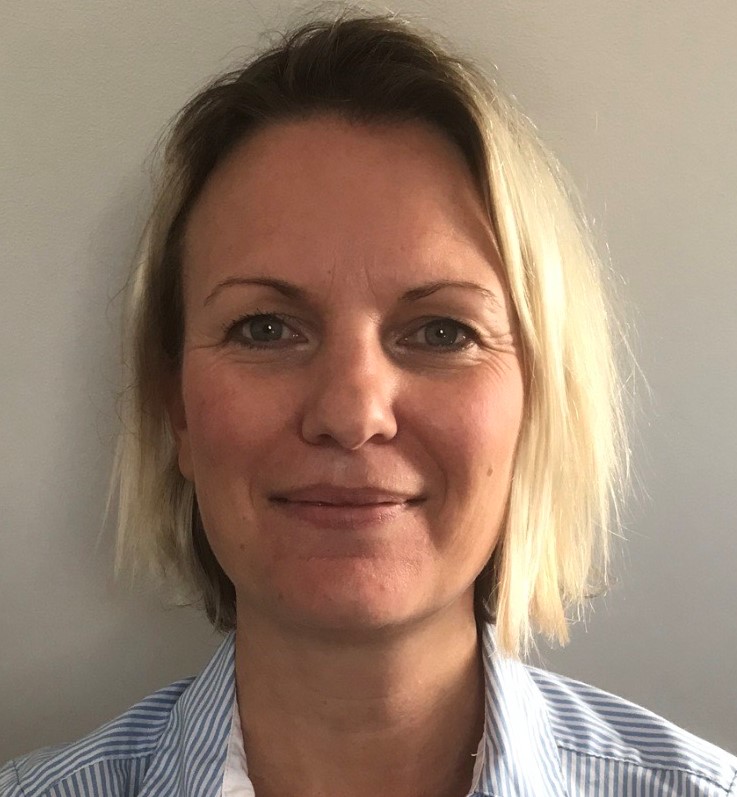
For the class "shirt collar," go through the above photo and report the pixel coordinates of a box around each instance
[472,623,568,797]
[140,624,567,797]
[138,631,236,797]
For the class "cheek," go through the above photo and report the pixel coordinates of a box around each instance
[414,364,524,483]
[181,359,289,474]
[408,361,524,559]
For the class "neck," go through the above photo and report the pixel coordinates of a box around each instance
[234,599,486,797]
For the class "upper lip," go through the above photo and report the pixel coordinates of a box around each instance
[271,484,423,505]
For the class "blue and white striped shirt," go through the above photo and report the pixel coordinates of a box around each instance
[2,623,735,796]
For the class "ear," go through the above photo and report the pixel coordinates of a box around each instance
[164,370,194,483]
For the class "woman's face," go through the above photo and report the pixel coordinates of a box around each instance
[170,116,524,634]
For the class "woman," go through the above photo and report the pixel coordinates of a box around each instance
[2,10,734,797]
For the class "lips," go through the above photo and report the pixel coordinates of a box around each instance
[271,484,423,506]
[269,487,423,531]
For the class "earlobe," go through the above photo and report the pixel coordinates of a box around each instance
[164,373,195,482]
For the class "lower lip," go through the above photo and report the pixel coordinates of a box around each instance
[271,500,417,530]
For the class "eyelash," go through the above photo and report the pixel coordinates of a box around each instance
[221,312,480,353]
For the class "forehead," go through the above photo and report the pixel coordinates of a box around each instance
[182,115,503,298]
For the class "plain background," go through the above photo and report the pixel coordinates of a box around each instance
[1,0,735,760]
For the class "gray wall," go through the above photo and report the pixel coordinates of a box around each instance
[1,0,735,759]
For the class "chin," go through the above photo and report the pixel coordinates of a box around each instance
[264,564,429,636]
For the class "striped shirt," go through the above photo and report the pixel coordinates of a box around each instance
[2,623,735,796]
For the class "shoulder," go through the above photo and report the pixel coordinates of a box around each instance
[525,664,737,795]
[0,677,194,797]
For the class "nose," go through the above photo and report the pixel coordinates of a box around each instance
[300,334,399,450]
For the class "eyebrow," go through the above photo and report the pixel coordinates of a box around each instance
[203,276,501,308]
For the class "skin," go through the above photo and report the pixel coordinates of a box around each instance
[167,116,524,797]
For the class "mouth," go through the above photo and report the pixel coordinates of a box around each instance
[269,490,425,530]
[270,485,425,506]
[270,497,424,507]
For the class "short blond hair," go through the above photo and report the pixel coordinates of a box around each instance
[108,9,629,659]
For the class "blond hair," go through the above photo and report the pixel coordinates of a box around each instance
[108,9,629,659]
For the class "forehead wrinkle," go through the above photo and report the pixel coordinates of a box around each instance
[184,117,507,315]
[198,238,508,318]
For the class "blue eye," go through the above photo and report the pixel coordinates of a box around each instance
[413,318,473,349]
[226,313,301,347]
[244,316,284,342]
[224,313,477,352]
[404,318,475,352]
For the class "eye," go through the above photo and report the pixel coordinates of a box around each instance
[402,318,476,351]
[225,313,303,348]
[223,313,478,352]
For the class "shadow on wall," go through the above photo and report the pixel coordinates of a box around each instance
[1,175,219,762]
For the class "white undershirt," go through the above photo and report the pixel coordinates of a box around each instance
[220,698,485,797]
[220,702,254,796]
